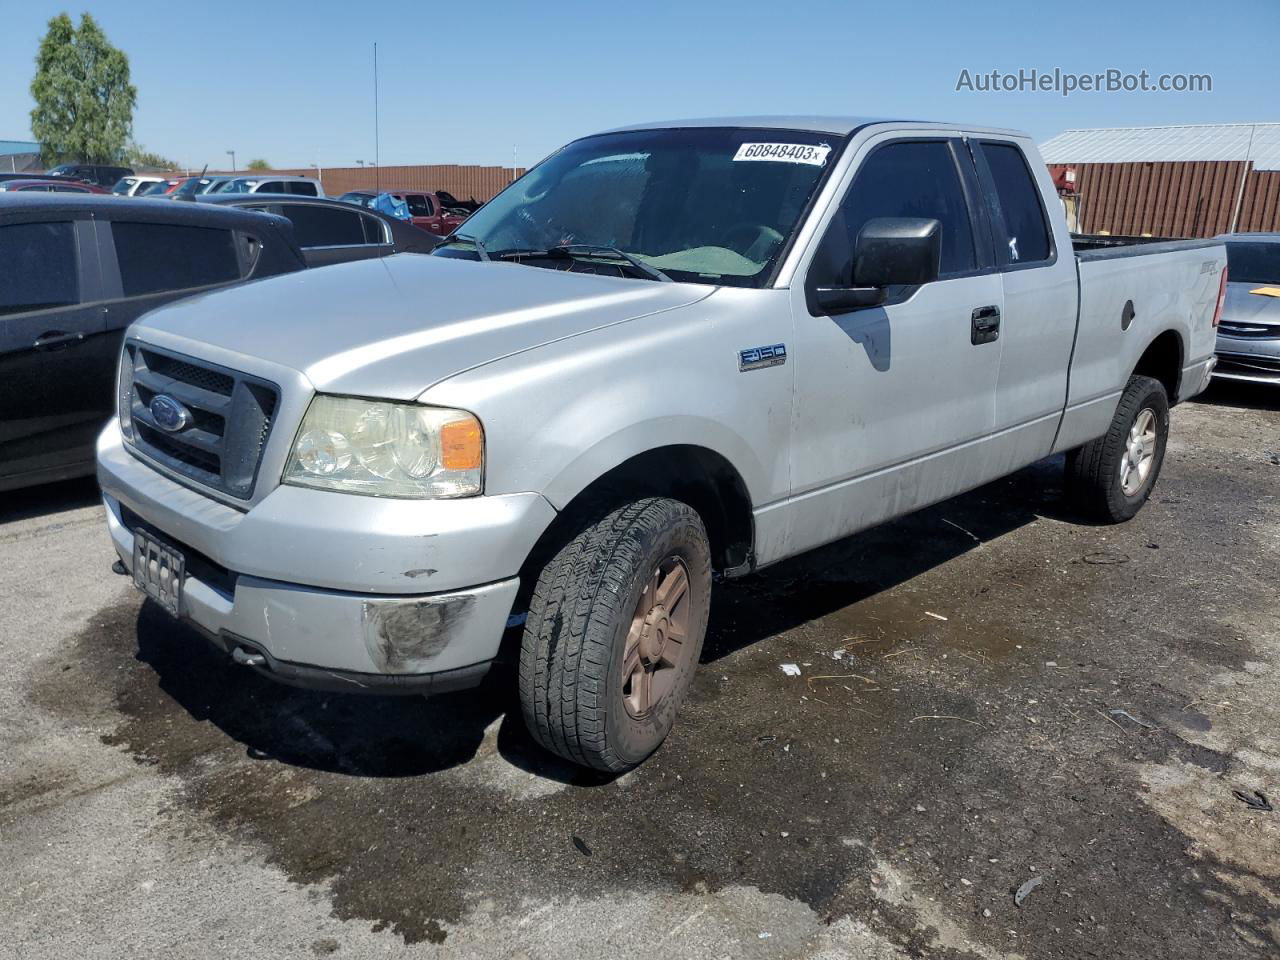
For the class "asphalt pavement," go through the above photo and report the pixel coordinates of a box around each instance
[3,383,1277,959]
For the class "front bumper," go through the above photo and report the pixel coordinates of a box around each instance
[97,421,556,691]
[1213,349,1280,385]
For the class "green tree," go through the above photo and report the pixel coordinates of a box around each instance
[124,142,179,171]
[246,158,272,171]
[30,13,137,165]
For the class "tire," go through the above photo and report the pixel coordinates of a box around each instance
[518,497,712,772]
[1066,374,1170,523]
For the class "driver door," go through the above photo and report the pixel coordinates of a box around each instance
[783,135,1005,556]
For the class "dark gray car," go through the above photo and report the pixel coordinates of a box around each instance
[0,194,305,491]
[1214,233,1280,385]
[196,194,437,267]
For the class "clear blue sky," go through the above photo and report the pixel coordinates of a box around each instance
[1,0,1275,170]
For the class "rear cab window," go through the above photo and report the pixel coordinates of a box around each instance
[975,141,1053,266]
[0,221,80,315]
[405,194,434,217]
[110,221,242,296]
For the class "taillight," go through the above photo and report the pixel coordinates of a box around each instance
[1212,265,1228,328]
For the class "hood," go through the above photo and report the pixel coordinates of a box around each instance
[1221,281,1280,326]
[134,254,712,399]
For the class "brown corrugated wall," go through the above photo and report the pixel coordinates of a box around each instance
[1073,160,1280,237]
[202,164,526,203]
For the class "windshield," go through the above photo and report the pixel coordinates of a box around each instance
[1226,241,1280,285]
[111,179,136,195]
[433,127,843,287]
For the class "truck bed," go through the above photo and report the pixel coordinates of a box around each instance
[1072,233,1223,260]
[1053,234,1225,456]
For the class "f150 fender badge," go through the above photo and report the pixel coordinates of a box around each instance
[739,343,786,371]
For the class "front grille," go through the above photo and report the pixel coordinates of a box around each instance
[1217,352,1280,373]
[121,343,280,500]
[1219,320,1280,340]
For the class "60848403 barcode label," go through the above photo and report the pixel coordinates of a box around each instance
[732,142,832,166]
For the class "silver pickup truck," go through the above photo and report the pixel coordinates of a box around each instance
[97,116,1227,771]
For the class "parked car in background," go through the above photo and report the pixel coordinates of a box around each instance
[48,163,133,188]
[216,175,324,197]
[336,188,472,235]
[112,175,166,196]
[98,116,1225,772]
[138,176,194,196]
[1212,233,1280,385]
[197,194,437,265]
[0,195,305,492]
[169,176,235,198]
[0,179,107,194]
[0,173,66,185]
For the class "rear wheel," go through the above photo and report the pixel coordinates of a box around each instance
[518,497,711,772]
[1067,374,1170,523]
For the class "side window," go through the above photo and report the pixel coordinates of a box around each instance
[0,221,80,315]
[291,181,319,197]
[810,140,977,287]
[405,194,433,217]
[360,214,388,245]
[979,142,1052,265]
[112,222,242,296]
[257,181,285,193]
[276,204,367,247]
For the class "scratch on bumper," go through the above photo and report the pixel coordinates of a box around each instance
[363,594,477,673]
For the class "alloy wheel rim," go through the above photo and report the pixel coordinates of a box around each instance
[1119,407,1158,496]
[621,556,691,720]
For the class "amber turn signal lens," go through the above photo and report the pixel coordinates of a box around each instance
[440,416,483,471]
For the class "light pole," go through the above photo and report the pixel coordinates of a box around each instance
[309,163,322,189]
[226,149,236,172]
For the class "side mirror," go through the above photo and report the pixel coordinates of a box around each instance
[813,217,942,314]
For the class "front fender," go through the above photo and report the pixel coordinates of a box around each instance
[539,415,768,511]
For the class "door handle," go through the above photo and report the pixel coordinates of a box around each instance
[33,330,86,351]
[970,306,1001,345]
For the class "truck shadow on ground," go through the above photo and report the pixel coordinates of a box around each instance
[1193,379,1280,412]
[126,454,1068,785]
[0,476,100,524]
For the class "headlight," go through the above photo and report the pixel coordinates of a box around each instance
[283,396,483,498]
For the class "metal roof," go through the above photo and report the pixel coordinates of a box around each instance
[1041,123,1280,171]
[0,139,39,156]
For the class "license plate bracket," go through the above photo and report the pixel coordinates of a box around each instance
[132,529,185,617]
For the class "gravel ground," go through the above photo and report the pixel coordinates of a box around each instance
[2,381,1277,960]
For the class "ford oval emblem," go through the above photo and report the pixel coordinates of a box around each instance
[149,394,192,433]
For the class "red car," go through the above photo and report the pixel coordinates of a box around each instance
[0,178,108,194]
[336,188,475,236]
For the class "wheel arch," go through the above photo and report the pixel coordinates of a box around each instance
[534,423,761,577]
[1131,328,1185,402]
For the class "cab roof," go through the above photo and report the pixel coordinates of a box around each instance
[604,115,1029,139]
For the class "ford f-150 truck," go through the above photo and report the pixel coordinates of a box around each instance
[97,117,1227,771]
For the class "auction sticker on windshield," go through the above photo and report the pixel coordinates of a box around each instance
[733,142,831,166]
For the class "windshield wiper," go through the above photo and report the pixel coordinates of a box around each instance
[435,233,490,261]
[499,244,672,282]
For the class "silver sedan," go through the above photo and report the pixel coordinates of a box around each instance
[1215,233,1280,385]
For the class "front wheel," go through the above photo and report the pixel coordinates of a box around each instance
[518,497,712,772]
[1066,374,1170,523]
